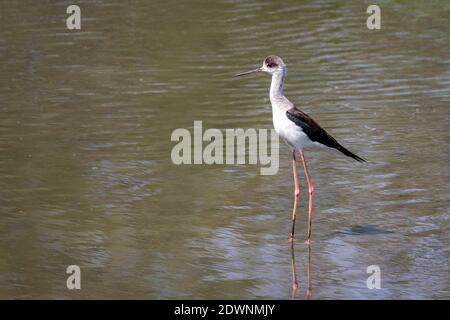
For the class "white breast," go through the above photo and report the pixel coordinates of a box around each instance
[272,107,317,151]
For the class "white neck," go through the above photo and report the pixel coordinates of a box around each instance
[269,67,287,102]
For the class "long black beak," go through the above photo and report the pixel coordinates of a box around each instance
[235,67,262,77]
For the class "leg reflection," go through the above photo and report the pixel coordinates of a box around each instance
[289,242,313,300]
[290,240,298,300]
[306,243,312,299]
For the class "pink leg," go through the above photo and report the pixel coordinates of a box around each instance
[300,151,314,244]
[290,151,300,240]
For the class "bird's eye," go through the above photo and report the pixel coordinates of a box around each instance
[267,62,276,68]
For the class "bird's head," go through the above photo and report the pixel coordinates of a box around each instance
[235,55,286,77]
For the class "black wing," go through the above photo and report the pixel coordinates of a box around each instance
[286,107,366,162]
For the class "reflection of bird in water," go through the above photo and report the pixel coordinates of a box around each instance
[290,241,298,300]
[306,244,312,299]
[290,243,312,300]
[237,56,365,244]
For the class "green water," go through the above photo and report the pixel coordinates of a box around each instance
[0,0,449,299]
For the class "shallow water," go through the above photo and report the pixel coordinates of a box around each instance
[0,0,449,299]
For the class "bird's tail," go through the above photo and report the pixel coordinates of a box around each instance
[335,145,366,162]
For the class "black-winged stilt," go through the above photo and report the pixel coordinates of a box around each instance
[236,55,365,244]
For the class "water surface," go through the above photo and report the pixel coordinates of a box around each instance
[0,0,449,299]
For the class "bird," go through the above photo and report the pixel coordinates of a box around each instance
[236,55,365,244]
